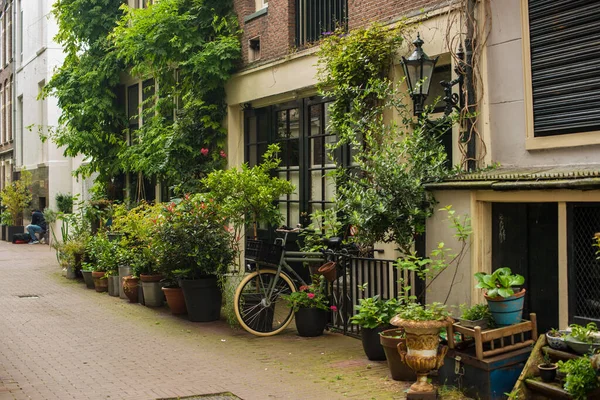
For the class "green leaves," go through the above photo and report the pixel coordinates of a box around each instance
[474,267,525,298]
[558,356,599,400]
[350,296,401,328]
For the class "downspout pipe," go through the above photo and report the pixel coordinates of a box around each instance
[464,0,477,171]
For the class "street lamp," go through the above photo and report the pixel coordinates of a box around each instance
[401,33,438,116]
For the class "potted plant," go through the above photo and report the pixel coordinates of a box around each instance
[298,208,343,276]
[350,295,400,360]
[537,349,558,383]
[0,169,32,242]
[565,322,600,355]
[155,195,235,322]
[474,267,525,326]
[85,234,109,293]
[390,302,453,392]
[546,327,569,351]
[160,275,187,315]
[111,202,159,302]
[558,356,599,399]
[458,303,493,329]
[379,327,417,381]
[282,276,335,337]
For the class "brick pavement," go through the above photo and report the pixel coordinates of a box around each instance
[0,241,411,400]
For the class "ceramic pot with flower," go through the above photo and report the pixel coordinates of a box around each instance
[283,277,336,337]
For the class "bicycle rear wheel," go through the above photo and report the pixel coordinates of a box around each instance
[234,269,296,336]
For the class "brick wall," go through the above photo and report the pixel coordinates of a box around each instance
[233,0,446,68]
[234,0,296,66]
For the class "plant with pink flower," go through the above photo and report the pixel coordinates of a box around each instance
[282,275,330,312]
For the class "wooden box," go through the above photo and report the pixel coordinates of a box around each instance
[447,313,538,361]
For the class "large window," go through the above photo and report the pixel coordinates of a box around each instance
[245,97,346,235]
[295,0,348,47]
[526,0,600,137]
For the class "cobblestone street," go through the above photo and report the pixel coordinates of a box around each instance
[0,241,410,400]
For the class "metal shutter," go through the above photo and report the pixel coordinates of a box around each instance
[529,0,600,137]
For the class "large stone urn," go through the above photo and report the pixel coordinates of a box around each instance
[390,315,453,394]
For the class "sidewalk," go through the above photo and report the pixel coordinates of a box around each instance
[0,241,411,400]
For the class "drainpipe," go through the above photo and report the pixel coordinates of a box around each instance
[464,0,476,171]
[13,0,18,169]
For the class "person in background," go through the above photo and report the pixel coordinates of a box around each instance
[27,209,46,244]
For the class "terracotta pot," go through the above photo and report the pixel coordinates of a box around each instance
[140,274,163,283]
[318,261,337,282]
[92,271,108,292]
[162,287,187,315]
[380,328,417,381]
[122,276,140,303]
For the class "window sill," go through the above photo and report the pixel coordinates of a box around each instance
[244,6,267,23]
[526,130,600,151]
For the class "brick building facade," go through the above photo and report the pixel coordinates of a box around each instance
[0,0,13,192]
[234,0,443,67]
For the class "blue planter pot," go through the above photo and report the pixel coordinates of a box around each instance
[485,289,526,326]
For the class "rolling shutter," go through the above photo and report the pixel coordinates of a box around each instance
[528,0,600,137]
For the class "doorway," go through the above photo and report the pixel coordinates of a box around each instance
[491,202,559,333]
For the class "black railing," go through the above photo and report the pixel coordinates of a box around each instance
[295,0,348,47]
[327,253,412,337]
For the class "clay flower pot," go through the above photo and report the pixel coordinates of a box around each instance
[317,261,337,282]
[122,276,140,303]
[162,287,187,315]
[92,271,108,293]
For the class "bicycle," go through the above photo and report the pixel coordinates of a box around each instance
[233,226,327,336]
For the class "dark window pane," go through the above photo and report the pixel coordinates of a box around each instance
[127,84,139,126]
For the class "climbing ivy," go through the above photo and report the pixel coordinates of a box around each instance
[44,0,126,181]
[45,0,240,194]
[113,0,240,193]
[316,24,455,253]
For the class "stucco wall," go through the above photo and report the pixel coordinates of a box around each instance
[425,190,473,312]
[486,0,600,166]
[16,0,73,213]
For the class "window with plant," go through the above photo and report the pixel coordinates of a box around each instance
[44,0,240,194]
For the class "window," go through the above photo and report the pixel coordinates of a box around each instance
[127,83,139,142]
[296,0,348,47]
[255,0,268,11]
[245,98,346,234]
[526,0,600,138]
[248,37,260,62]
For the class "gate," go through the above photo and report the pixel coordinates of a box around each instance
[327,254,412,337]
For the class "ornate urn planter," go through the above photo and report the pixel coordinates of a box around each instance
[390,315,453,394]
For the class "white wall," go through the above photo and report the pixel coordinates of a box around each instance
[16,0,75,213]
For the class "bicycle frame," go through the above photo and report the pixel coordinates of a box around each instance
[259,229,325,303]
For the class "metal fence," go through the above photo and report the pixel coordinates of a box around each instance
[568,203,600,325]
[327,253,412,337]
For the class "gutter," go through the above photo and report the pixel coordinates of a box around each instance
[424,178,600,191]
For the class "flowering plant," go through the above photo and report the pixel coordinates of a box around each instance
[282,276,335,312]
[153,194,235,280]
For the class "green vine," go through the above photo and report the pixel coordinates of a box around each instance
[316,24,456,254]
[44,0,240,194]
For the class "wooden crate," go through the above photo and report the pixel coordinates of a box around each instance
[447,313,538,361]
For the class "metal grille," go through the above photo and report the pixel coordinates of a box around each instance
[327,254,411,337]
[295,0,348,47]
[528,0,600,136]
[569,204,600,324]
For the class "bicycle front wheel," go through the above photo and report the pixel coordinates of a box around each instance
[233,269,296,336]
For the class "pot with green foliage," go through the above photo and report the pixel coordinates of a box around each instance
[475,268,525,326]
[546,328,569,351]
[537,350,557,383]
[282,277,334,337]
[458,303,493,329]
[558,356,600,399]
[390,303,453,393]
[81,262,95,289]
[155,196,235,322]
[0,170,32,242]
[350,296,400,360]
[379,328,417,381]
[565,322,600,355]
